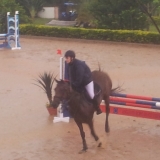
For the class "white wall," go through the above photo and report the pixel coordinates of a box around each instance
[38,7,58,19]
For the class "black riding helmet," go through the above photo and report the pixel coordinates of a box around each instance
[64,50,76,58]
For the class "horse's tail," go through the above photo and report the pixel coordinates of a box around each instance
[111,85,124,94]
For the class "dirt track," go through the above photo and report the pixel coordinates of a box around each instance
[0,36,160,160]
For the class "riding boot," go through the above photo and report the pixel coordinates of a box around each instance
[92,96,102,115]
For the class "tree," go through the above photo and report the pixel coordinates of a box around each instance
[0,0,28,32]
[135,0,160,33]
[146,0,160,16]
[88,0,149,30]
[16,0,46,19]
[76,0,93,23]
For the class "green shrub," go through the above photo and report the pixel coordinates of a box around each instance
[19,24,160,44]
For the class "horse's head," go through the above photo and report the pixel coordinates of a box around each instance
[52,79,70,108]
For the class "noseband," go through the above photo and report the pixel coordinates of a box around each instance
[54,94,73,103]
[53,95,63,101]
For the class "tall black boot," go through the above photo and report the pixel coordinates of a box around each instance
[92,96,102,115]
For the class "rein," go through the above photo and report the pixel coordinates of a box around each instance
[54,93,74,103]
[65,94,75,103]
[54,95,62,100]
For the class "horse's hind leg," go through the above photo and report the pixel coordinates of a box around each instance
[75,121,88,153]
[88,120,102,147]
[104,96,110,132]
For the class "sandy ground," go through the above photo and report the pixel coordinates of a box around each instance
[0,36,160,160]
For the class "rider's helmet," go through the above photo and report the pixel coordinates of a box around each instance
[64,50,76,59]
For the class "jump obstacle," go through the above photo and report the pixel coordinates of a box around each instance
[101,93,160,120]
[53,57,70,123]
[54,54,160,122]
[0,11,21,50]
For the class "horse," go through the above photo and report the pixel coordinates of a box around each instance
[52,70,120,153]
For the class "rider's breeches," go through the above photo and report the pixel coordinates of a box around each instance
[85,81,95,99]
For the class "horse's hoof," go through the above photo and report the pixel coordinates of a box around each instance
[97,139,102,147]
[78,149,87,154]
[98,142,102,147]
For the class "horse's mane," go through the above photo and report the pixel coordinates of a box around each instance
[59,80,92,106]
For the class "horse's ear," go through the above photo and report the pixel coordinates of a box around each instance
[60,79,63,82]
[64,79,70,84]
[55,78,68,84]
[54,78,60,83]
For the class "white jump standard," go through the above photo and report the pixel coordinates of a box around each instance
[53,57,70,123]
[0,11,21,50]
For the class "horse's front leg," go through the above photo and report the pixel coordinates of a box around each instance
[75,120,88,153]
[88,120,102,147]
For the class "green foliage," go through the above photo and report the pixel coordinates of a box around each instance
[19,24,160,44]
[149,0,160,16]
[16,0,46,18]
[44,0,69,6]
[0,0,29,33]
[76,1,93,23]
[119,9,148,30]
[88,0,148,30]
[34,72,54,104]
[149,24,160,32]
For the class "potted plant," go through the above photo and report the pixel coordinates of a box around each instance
[34,72,57,116]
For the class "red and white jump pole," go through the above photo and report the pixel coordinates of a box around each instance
[109,96,160,110]
[101,93,160,120]
[100,104,160,120]
[111,93,160,102]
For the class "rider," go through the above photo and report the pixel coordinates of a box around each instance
[64,50,102,115]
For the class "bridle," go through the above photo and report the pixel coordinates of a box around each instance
[53,93,74,103]
[53,81,75,103]
[53,95,63,101]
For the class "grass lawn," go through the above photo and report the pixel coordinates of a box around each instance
[32,18,53,25]
[148,24,160,33]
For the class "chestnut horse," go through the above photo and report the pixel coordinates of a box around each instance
[52,70,119,153]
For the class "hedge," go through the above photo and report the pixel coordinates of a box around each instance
[19,24,160,44]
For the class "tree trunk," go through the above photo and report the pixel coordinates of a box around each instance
[136,0,160,34]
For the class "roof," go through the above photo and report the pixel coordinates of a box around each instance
[64,3,77,6]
